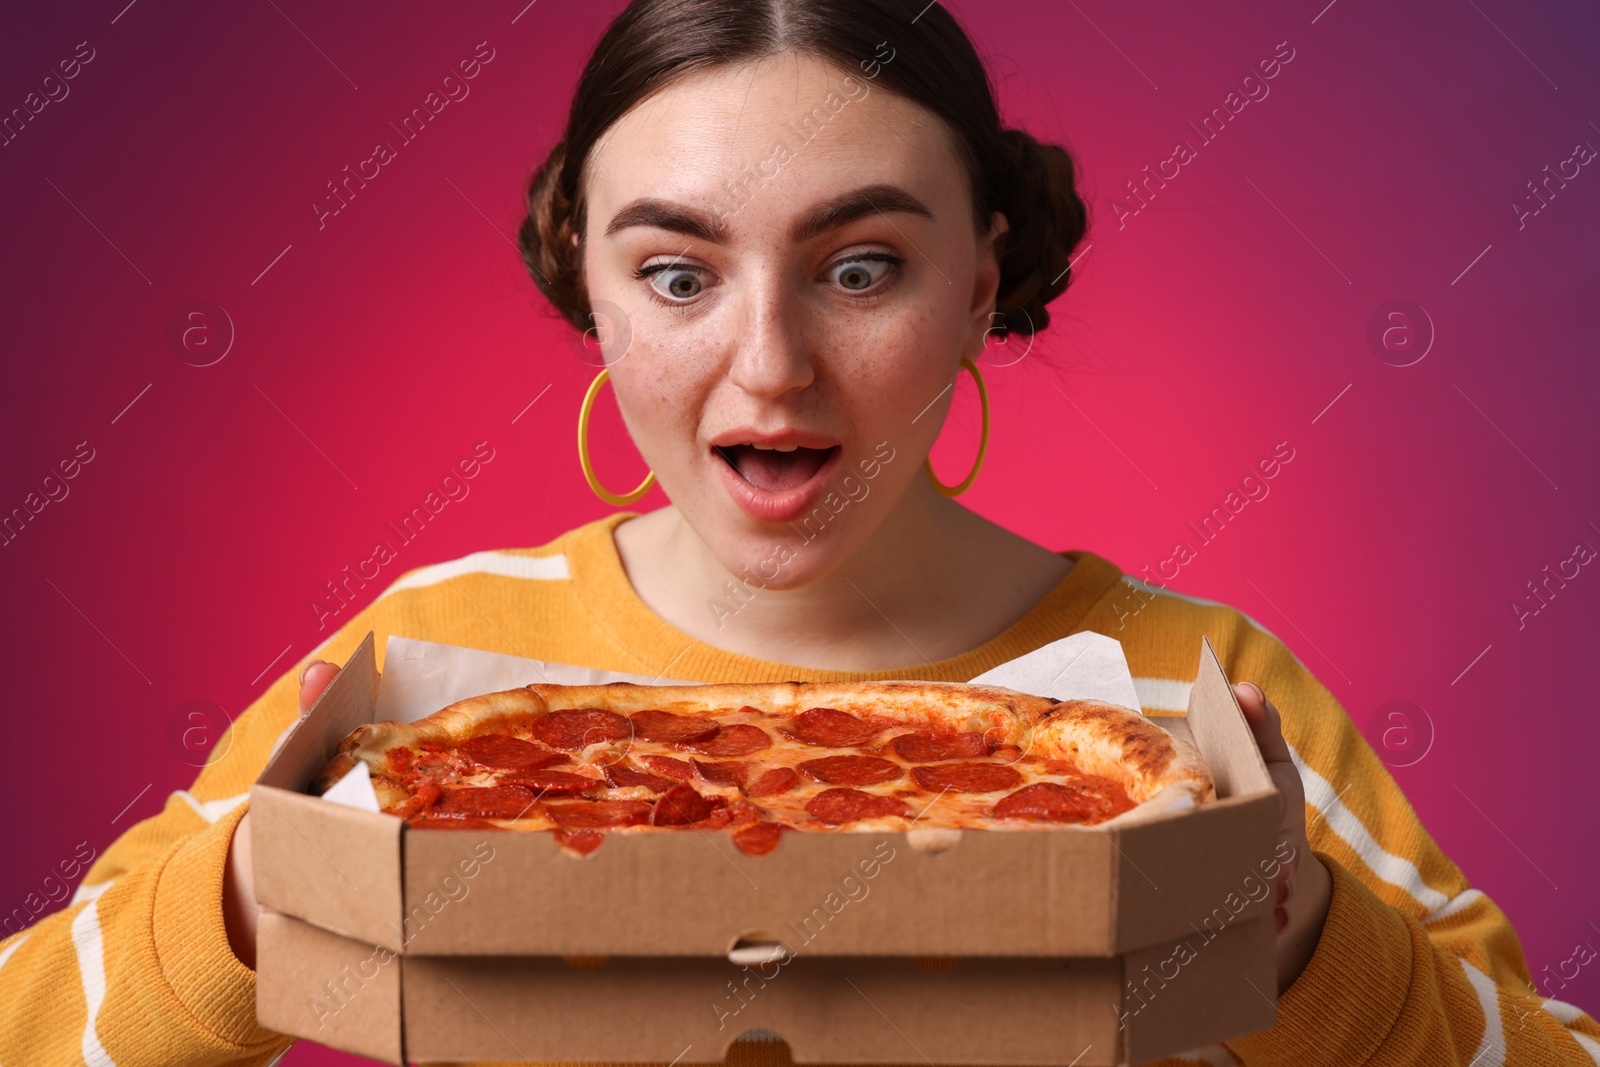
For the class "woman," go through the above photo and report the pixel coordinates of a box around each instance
[3,1,1594,1064]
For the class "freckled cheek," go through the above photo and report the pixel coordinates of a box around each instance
[842,310,957,409]
[612,349,715,463]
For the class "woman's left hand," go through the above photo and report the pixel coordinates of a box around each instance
[1233,680,1334,994]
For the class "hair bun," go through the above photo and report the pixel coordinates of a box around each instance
[991,128,1089,337]
[518,139,592,332]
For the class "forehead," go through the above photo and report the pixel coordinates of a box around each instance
[584,52,966,232]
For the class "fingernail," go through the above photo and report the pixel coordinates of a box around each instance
[298,659,326,687]
[1283,868,1295,899]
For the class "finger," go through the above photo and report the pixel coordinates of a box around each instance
[1233,681,1293,765]
[298,660,341,713]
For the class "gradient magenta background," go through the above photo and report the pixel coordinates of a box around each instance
[3,0,1598,1060]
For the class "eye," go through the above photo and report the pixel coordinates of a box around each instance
[634,262,706,303]
[828,253,903,293]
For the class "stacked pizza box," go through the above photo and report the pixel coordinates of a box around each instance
[252,633,1280,1065]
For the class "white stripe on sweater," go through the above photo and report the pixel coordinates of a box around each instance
[1462,959,1505,1067]
[1542,998,1600,1062]
[70,901,118,1066]
[174,790,248,824]
[1424,888,1485,925]
[1121,578,1455,914]
[0,933,28,972]
[1174,1045,1238,1065]
[381,550,570,595]
[69,879,115,906]
[1289,741,1449,913]
[308,551,571,661]
[1543,999,1600,1064]
[1119,577,1305,669]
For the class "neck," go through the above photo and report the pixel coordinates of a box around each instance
[615,479,1072,670]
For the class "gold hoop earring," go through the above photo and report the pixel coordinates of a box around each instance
[578,368,656,507]
[924,356,989,498]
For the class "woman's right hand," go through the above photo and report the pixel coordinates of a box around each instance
[221,658,341,968]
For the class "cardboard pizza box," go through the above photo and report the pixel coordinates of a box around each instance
[251,633,1280,1065]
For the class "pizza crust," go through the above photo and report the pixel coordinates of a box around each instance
[315,680,1215,828]
[1029,699,1214,804]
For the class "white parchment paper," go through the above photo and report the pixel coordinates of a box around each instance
[373,631,1142,725]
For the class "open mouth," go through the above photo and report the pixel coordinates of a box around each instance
[714,443,840,494]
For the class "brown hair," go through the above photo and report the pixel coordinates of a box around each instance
[517,0,1088,338]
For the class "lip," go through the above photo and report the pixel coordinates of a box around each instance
[707,428,842,451]
[709,430,844,524]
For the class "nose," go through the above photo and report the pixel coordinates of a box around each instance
[726,276,815,399]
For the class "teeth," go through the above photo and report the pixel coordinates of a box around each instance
[748,443,799,452]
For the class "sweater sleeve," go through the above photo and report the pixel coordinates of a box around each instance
[1209,613,1600,1066]
[0,582,425,1066]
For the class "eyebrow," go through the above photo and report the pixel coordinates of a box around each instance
[603,183,935,245]
[792,184,935,242]
[604,199,728,243]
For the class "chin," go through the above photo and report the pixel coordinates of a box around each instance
[703,518,857,594]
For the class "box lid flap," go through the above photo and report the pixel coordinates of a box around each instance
[1185,636,1274,799]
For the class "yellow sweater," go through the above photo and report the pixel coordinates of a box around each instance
[3,514,1596,1067]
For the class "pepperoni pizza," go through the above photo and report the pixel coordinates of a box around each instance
[314,681,1213,857]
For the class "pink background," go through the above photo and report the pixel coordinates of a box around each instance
[3,0,1597,1060]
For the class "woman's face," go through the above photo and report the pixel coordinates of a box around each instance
[581,51,1004,587]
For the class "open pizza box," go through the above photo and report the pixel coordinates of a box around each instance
[251,631,1280,1066]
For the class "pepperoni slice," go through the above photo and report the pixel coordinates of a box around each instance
[604,763,676,793]
[911,763,1022,794]
[745,767,800,798]
[649,783,726,826]
[396,780,443,817]
[544,799,654,828]
[640,754,696,780]
[435,784,538,819]
[459,734,565,772]
[890,731,988,763]
[533,708,631,750]
[726,798,764,828]
[798,755,903,786]
[804,788,912,826]
[630,710,720,743]
[788,708,879,748]
[991,781,1130,823]
[502,770,603,796]
[693,805,735,830]
[693,759,748,788]
[731,823,785,857]
[552,829,606,856]
[686,724,772,757]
